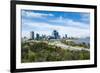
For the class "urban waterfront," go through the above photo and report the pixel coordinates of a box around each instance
[21,10,90,63]
[21,30,90,63]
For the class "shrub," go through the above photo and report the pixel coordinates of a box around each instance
[21,41,90,63]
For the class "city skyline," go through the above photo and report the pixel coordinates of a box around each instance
[30,30,66,40]
[21,10,90,38]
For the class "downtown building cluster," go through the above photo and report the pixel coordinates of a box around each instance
[30,30,67,40]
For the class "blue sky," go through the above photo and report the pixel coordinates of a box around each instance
[21,9,90,38]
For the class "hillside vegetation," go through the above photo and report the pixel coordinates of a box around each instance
[21,41,90,63]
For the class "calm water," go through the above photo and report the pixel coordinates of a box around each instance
[73,38,90,44]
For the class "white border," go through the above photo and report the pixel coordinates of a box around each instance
[16,4,94,69]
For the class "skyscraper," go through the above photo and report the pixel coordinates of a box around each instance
[36,33,40,40]
[65,34,67,38]
[30,31,34,40]
[52,30,60,39]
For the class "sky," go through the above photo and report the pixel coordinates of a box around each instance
[21,9,90,38]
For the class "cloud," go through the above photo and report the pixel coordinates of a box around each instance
[22,10,54,18]
[66,19,89,29]
[21,11,90,38]
[22,21,90,38]
[80,13,90,23]
[49,16,89,29]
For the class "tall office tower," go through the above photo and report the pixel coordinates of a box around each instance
[65,34,67,38]
[36,33,40,40]
[30,31,34,40]
[52,30,59,39]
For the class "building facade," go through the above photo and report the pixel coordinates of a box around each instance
[30,31,34,40]
[52,30,60,39]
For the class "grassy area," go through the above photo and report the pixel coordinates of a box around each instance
[21,41,90,63]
